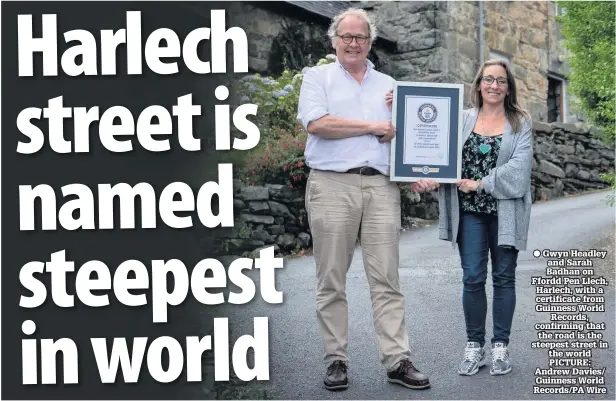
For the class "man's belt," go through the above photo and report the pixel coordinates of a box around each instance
[345,167,383,176]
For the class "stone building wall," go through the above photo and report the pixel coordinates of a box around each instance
[340,1,557,120]
[236,1,589,124]
[229,2,396,76]
[438,1,481,106]
[235,1,581,124]
[377,1,552,120]
[228,2,328,73]
[547,2,568,76]
[481,1,550,122]
[209,122,614,259]
[546,2,585,124]
[361,2,451,83]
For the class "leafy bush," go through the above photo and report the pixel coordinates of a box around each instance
[235,70,302,137]
[556,1,615,201]
[556,1,615,143]
[238,128,310,189]
[234,55,334,140]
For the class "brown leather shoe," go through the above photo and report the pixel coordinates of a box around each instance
[387,359,431,389]
[324,360,348,391]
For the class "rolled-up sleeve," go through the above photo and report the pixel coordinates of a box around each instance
[297,67,328,131]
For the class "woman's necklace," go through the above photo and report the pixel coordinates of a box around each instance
[478,112,503,154]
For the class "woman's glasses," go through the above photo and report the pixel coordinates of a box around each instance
[481,75,508,86]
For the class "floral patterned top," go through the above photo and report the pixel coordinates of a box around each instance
[459,132,502,215]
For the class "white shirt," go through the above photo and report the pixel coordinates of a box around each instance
[297,58,395,175]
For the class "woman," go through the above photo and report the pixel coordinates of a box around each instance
[404,60,533,376]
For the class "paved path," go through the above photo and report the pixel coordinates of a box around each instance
[217,190,615,400]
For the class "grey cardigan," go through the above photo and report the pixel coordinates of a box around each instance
[438,107,533,251]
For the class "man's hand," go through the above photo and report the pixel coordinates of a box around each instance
[456,179,479,193]
[385,89,393,111]
[373,120,396,143]
[412,179,439,192]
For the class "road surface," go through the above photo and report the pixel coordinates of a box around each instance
[215,190,615,400]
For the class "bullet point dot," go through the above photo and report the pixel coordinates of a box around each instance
[22,320,36,336]
[215,85,229,101]
[533,250,541,258]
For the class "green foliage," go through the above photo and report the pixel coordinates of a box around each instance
[556,1,615,144]
[237,221,252,239]
[235,70,302,136]
[232,55,335,188]
[238,130,310,189]
[556,1,615,200]
[234,54,335,139]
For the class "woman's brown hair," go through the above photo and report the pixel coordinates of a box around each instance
[470,59,530,132]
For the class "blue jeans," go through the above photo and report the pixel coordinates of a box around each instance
[457,212,518,347]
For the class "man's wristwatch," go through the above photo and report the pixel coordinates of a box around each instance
[476,179,482,193]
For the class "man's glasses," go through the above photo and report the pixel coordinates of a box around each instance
[481,75,508,86]
[336,34,369,44]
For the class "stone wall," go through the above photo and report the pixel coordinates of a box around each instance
[236,0,590,125]
[482,1,550,122]
[210,123,614,259]
[441,1,480,106]
[532,122,614,200]
[547,1,569,80]
[232,2,394,76]
[229,3,325,73]
[362,1,451,83]
[237,1,590,125]
[208,183,312,260]
[546,1,585,124]
[358,1,556,121]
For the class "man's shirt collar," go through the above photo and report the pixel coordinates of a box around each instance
[334,57,375,75]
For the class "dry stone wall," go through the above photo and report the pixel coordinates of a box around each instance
[532,123,614,200]
[207,183,311,262]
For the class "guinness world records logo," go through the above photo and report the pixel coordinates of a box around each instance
[418,103,437,123]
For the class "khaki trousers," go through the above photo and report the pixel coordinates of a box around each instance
[305,169,411,371]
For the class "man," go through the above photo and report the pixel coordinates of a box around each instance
[297,7,430,391]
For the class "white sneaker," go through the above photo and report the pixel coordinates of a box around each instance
[490,342,512,375]
[458,342,486,375]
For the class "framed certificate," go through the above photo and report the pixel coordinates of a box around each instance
[389,81,465,183]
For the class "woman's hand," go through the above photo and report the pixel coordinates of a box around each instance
[412,179,439,192]
[456,179,480,193]
[385,89,393,111]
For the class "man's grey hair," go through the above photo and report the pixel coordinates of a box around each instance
[327,7,378,47]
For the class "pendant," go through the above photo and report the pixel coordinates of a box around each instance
[479,143,491,154]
